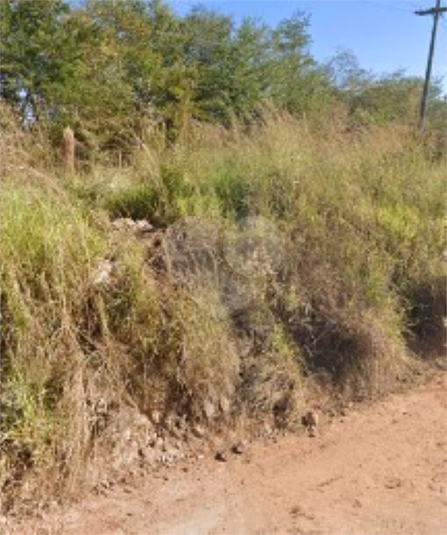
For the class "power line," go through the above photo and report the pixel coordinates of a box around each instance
[404,2,423,9]
[395,1,425,12]
[360,1,415,14]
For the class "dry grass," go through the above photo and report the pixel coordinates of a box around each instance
[1,103,445,511]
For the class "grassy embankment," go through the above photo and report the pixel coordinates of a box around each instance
[1,105,445,508]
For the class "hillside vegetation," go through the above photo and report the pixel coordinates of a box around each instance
[1,0,446,512]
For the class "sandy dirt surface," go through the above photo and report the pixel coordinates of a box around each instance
[8,373,447,535]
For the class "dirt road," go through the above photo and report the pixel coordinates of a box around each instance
[10,373,447,535]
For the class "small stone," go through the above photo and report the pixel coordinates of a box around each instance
[192,425,206,438]
[302,410,318,436]
[302,410,318,427]
[215,450,227,462]
[231,441,245,455]
[111,217,135,231]
[135,220,154,236]
[92,260,114,286]
[151,410,162,425]
[150,436,164,451]
[203,399,216,420]
[263,423,273,437]
[174,416,184,429]
[219,396,231,415]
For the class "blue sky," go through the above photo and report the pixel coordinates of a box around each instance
[168,1,447,89]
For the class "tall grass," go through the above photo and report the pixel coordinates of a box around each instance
[1,107,445,510]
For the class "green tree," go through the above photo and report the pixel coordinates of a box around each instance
[0,0,75,121]
[326,49,373,95]
[227,18,272,119]
[268,11,317,113]
[182,6,235,122]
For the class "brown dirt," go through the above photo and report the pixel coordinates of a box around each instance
[6,373,447,535]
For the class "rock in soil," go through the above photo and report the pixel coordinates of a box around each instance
[231,441,245,455]
[215,450,228,462]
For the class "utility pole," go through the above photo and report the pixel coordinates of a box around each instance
[415,0,447,130]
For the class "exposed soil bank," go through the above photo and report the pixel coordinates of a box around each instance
[7,372,447,535]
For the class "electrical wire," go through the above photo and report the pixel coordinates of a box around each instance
[362,0,447,16]
[359,1,416,14]
[396,1,425,12]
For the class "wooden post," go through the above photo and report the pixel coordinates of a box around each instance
[415,0,447,130]
[63,126,75,171]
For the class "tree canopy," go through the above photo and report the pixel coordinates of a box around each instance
[1,0,445,154]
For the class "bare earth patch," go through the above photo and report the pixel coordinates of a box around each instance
[7,373,447,535]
